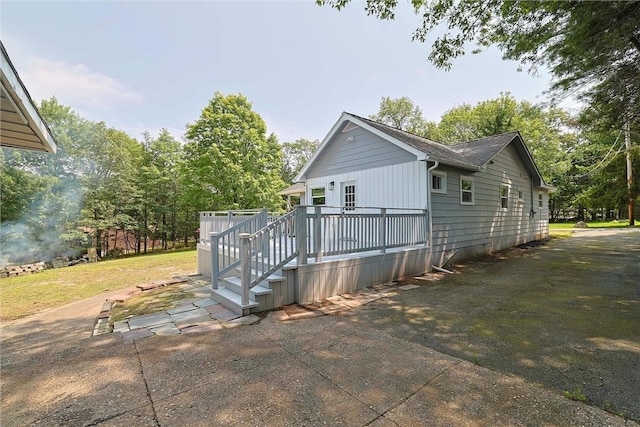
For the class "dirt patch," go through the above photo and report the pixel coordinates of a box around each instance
[347,229,640,422]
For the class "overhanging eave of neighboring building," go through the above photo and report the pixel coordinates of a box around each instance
[0,42,57,153]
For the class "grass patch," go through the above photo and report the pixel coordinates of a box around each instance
[109,286,195,325]
[563,387,588,402]
[549,230,573,239]
[550,220,637,229]
[0,249,196,321]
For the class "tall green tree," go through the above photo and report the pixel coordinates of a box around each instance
[182,92,285,212]
[139,129,184,251]
[369,96,435,137]
[281,138,318,184]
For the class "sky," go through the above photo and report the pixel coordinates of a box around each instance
[1,1,559,145]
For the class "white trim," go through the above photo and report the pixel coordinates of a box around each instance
[295,112,427,181]
[517,188,524,203]
[1,42,57,153]
[500,184,510,210]
[431,170,447,194]
[342,180,356,210]
[460,176,474,205]
[310,186,326,206]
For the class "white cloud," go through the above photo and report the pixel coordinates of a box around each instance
[19,56,143,110]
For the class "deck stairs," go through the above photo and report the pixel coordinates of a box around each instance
[211,266,289,316]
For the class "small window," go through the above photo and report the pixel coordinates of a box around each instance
[538,192,543,208]
[343,182,356,210]
[460,176,474,205]
[517,188,524,203]
[311,187,326,205]
[500,185,509,209]
[431,171,447,194]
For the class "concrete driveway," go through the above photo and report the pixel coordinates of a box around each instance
[345,228,640,421]
[1,228,638,426]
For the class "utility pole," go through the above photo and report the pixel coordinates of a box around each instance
[625,121,635,226]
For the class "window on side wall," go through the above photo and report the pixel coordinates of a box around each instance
[500,184,509,210]
[517,188,524,203]
[460,176,474,205]
[311,187,326,205]
[538,192,543,208]
[343,181,356,210]
[432,171,447,194]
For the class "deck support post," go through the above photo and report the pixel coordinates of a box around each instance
[380,208,387,253]
[297,206,307,265]
[239,233,251,306]
[210,232,219,290]
[314,206,323,262]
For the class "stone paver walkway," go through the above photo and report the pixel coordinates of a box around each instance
[96,277,264,341]
[102,276,415,342]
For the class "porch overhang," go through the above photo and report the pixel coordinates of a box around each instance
[0,42,57,153]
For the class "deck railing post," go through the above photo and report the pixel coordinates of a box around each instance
[210,232,219,290]
[296,206,308,265]
[314,206,323,262]
[380,208,387,253]
[239,233,251,306]
[424,209,429,247]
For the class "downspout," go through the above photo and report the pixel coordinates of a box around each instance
[426,159,440,251]
[529,175,536,218]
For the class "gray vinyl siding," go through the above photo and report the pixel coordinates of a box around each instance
[431,144,549,264]
[306,123,417,179]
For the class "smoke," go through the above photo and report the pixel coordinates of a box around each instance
[0,179,86,267]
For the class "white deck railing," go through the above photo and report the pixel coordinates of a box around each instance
[199,210,267,244]
[203,206,429,307]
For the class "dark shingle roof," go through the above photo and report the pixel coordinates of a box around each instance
[449,132,520,166]
[346,113,520,170]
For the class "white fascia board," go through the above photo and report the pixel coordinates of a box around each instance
[1,44,57,153]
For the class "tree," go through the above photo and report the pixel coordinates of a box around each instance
[281,138,318,184]
[369,96,435,137]
[321,0,639,222]
[182,92,285,212]
[139,129,184,251]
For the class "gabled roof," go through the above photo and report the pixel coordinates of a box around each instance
[296,112,549,188]
[0,41,57,153]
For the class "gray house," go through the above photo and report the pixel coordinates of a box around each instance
[296,112,554,266]
[198,112,553,315]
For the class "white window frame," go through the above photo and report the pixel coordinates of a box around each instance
[460,176,474,205]
[538,192,544,208]
[431,171,447,194]
[310,186,326,206]
[517,188,524,203]
[342,181,356,210]
[500,184,510,210]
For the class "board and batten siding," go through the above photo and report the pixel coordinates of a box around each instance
[431,144,550,265]
[305,160,427,209]
[305,123,417,179]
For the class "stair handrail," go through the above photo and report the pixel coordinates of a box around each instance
[242,209,298,294]
[210,209,268,290]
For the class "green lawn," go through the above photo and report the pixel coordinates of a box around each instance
[0,249,197,321]
[549,220,638,229]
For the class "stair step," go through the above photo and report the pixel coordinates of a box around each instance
[221,276,273,296]
[231,268,286,284]
[211,286,259,316]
